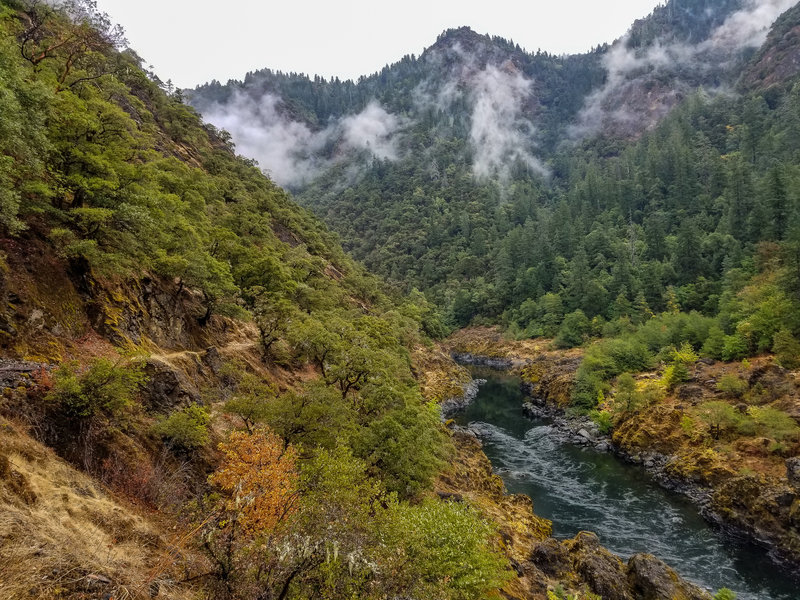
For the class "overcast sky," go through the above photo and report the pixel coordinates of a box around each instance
[94,1,665,88]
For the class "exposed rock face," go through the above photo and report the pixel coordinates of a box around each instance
[451,352,513,369]
[0,359,48,390]
[788,457,800,492]
[140,358,200,412]
[529,532,712,600]
[440,378,486,416]
[566,532,634,600]
[202,346,223,376]
[627,553,711,600]
[529,538,569,578]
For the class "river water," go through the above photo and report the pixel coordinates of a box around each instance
[452,369,799,600]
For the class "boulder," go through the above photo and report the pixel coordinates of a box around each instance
[201,346,223,376]
[627,553,711,600]
[141,359,200,412]
[567,532,634,600]
[529,538,569,577]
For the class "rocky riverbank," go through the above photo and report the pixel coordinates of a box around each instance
[439,424,714,600]
[446,333,800,569]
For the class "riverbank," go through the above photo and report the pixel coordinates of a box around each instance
[436,420,714,600]
[445,327,800,569]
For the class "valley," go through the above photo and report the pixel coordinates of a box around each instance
[1,0,800,598]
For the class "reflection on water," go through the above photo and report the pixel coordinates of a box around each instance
[453,369,799,600]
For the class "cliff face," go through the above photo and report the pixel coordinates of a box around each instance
[741,3,800,91]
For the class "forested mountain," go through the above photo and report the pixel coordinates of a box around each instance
[189,0,800,348]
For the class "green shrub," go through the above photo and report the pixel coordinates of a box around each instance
[773,328,800,369]
[722,333,749,361]
[661,363,689,391]
[571,371,606,411]
[153,404,210,450]
[716,374,748,399]
[589,409,613,434]
[378,498,511,599]
[748,406,800,442]
[713,588,736,600]
[554,309,590,349]
[702,326,726,359]
[696,401,746,440]
[611,373,639,416]
[46,358,145,419]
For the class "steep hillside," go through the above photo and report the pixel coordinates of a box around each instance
[742,2,800,90]
[0,1,516,598]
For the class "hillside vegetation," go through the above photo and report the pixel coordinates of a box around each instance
[0,1,516,598]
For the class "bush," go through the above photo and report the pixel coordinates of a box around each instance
[378,498,511,599]
[611,373,639,417]
[748,406,800,442]
[716,374,748,399]
[571,370,606,411]
[696,401,745,440]
[589,409,613,434]
[722,333,749,361]
[153,404,210,450]
[554,309,590,348]
[773,328,800,369]
[354,402,449,498]
[661,363,689,391]
[46,358,145,419]
[701,326,726,359]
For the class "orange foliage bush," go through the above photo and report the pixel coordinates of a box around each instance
[210,427,298,533]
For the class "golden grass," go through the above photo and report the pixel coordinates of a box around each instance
[0,420,200,600]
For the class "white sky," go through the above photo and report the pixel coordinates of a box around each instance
[94,1,665,88]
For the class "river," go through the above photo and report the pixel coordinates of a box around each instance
[452,369,799,600]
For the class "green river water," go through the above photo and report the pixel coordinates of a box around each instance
[453,369,799,600]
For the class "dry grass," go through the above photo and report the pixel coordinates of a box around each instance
[0,419,201,600]
[446,326,556,363]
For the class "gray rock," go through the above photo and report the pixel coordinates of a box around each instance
[577,428,595,442]
[570,532,634,600]
[141,358,200,412]
[202,346,223,375]
[530,538,569,577]
[787,457,800,491]
[451,352,513,369]
[440,378,486,417]
[627,553,712,600]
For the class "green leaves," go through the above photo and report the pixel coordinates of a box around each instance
[46,357,145,420]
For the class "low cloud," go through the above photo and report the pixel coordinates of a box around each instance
[199,94,403,188]
[469,64,546,180]
[340,102,401,160]
[571,0,795,138]
[415,42,548,181]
